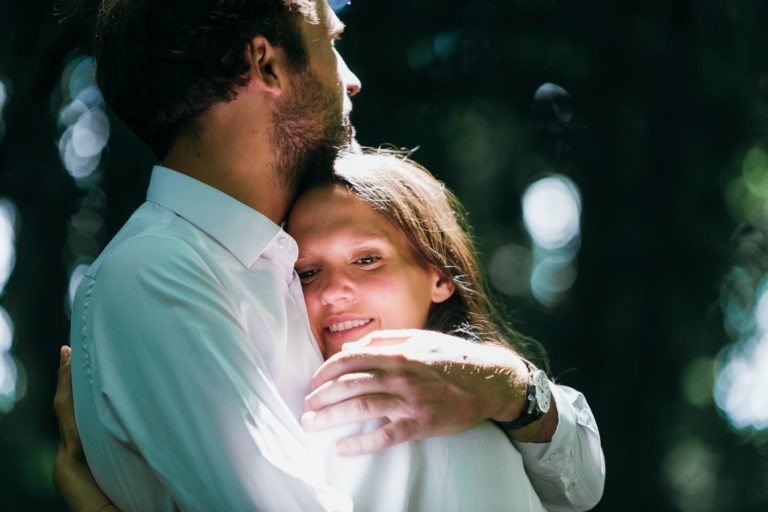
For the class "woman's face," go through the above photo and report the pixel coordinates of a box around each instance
[288,184,454,358]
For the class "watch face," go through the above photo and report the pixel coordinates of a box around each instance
[532,369,551,414]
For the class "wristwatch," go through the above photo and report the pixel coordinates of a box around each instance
[492,362,551,430]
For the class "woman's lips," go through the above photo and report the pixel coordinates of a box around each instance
[326,318,373,333]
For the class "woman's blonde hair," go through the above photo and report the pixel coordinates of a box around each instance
[332,148,548,367]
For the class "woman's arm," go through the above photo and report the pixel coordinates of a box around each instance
[52,346,118,512]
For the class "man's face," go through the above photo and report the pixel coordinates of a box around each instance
[272,0,361,196]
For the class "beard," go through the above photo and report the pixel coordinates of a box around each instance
[271,66,357,199]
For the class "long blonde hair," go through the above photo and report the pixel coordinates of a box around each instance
[332,149,548,367]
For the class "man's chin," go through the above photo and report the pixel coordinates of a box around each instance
[292,144,337,194]
[336,123,360,155]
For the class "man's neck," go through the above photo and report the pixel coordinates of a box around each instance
[161,113,292,225]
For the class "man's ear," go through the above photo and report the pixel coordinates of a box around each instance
[245,36,284,94]
[430,272,456,304]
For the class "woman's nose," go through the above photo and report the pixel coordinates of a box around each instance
[319,272,354,305]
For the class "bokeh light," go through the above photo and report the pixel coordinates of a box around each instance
[488,243,532,296]
[741,146,768,199]
[521,175,582,306]
[715,332,768,431]
[522,175,581,250]
[56,55,110,186]
[407,31,460,70]
[0,307,21,413]
[532,82,575,132]
[0,199,17,295]
[0,77,7,141]
[529,253,578,307]
[328,0,350,13]
[715,144,768,437]
[681,357,715,408]
[57,54,109,321]
[663,436,719,512]
[0,199,20,413]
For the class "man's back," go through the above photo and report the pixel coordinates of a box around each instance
[70,166,350,511]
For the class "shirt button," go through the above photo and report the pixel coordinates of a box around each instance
[276,236,289,250]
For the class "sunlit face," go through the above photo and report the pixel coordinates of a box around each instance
[288,184,455,358]
[273,1,361,193]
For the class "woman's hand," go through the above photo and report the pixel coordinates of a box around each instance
[52,345,118,512]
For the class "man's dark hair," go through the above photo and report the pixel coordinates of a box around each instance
[94,0,313,159]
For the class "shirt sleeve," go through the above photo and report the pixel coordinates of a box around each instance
[513,383,606,512]
[83,235,351,512]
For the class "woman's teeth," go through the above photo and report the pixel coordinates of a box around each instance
[327,319,372,333]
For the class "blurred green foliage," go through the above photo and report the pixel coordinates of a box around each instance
[1,0,768,510]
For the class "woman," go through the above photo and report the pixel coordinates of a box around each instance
[55,150,603,511]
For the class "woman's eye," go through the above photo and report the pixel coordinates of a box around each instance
[297,268,319,281]
[354,255,381,266]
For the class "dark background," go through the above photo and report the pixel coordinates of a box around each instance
[1,0,767,510]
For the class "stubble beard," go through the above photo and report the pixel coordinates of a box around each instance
[271,67,357,200]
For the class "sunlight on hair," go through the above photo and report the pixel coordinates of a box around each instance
[56,55,110,186]
[522,175,582,306]
[0,199,17,295]
[0,307,21,413]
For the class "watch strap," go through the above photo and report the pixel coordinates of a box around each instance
[491,362,546,430]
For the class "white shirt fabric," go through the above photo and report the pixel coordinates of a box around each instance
[71,165,603,512]
[516,384,605,511]
[311,420,546,512]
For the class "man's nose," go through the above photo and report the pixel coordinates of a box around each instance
[336,50,361,97]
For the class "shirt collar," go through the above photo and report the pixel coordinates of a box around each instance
[145,165,284,268]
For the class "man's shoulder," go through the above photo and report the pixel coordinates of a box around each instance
[89,202,213,279]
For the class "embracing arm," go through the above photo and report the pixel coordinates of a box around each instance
[301,329,604,510]
[52,346,117,512]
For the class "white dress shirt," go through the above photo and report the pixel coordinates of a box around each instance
[71,165,603,511]
[72,166,350,511]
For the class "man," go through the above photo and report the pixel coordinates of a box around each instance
[68,1,604,510]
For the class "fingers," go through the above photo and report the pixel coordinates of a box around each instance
[340,331,412,351]
[335,418,420,456]
[301,392,407,432]
[310,342,419,391]
[53,346,72,422]
[53,345,83,457]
